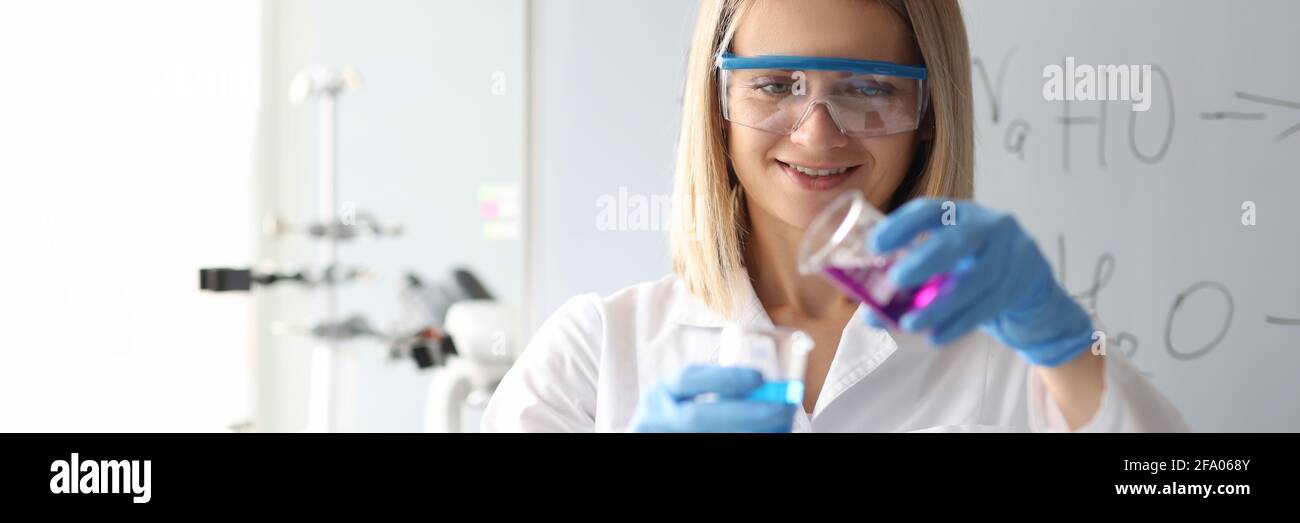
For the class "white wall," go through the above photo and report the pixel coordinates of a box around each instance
[527,0,700,330]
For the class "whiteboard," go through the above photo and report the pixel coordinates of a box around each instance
[962,0,1300,430]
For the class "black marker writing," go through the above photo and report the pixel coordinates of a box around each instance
[972,47,1017,125]
[1056,235,1145,368]
[1264,315,1300,326]
[1128,65,1175,164]
[1164,281,1234,361]
[1005,119,1031,159]
[1235,91,1300,141]
[1199,111,1266,120]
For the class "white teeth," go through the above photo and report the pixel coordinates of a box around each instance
[788,163,851,177]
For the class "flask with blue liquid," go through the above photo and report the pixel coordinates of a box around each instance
[717,325,814,406]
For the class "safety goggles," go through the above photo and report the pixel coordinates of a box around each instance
[716,52,928,138]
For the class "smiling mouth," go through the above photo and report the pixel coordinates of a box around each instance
[780,161,852,178]
[778,160,861,177]
[775,160,861,191]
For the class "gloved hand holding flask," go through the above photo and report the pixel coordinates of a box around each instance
[799,192,1094,368]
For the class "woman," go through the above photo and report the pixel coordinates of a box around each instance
[482,0,1187,432]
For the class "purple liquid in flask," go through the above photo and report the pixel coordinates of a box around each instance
[797,190,952,326]
[823,264,949,326]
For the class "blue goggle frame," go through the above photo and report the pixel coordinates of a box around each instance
[715,52,927,80]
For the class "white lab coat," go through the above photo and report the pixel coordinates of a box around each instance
[482,273,1189,432]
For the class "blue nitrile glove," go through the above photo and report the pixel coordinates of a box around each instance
[862,198,1094,368]
[629,364,798,433]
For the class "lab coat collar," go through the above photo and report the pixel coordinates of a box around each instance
[665,269,768,328]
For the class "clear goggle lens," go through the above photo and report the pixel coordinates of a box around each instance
[717,54,928,138]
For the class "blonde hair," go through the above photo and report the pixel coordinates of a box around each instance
[670,0,974,317]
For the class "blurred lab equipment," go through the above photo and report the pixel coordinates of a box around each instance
[199,266,372,292]
[197,63,521,432]
[423,300,520,433]
[288,64,362,433]
[387,271,521,432]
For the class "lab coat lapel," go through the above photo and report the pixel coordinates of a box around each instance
[809,306,901,416]
[663,274,755,367]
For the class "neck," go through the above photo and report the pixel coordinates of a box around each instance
[745,203,856,320]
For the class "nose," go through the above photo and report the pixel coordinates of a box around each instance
[789,101,850,150]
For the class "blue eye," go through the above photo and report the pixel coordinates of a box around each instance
[844,80,894,97]
[745,76,795,96]
[757,82,792,95]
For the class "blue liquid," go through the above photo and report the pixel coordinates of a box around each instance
[748,380,805,405]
